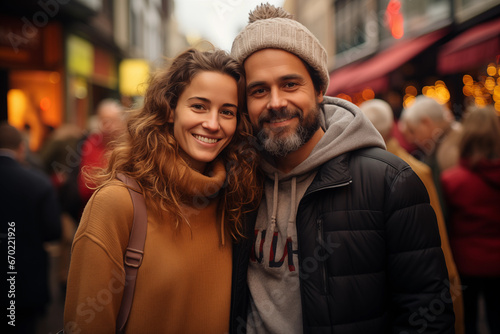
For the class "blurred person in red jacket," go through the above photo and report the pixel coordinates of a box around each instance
[440,105,500,334]
[77,99,126,205]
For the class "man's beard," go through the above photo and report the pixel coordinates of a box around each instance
[254,104,320,157]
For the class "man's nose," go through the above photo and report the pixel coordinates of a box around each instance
[267,89,287,110]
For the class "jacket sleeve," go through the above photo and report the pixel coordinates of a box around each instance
[63,184,133,334]
[385,165,455,334]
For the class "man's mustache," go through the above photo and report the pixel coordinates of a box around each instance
[257,108,303,127]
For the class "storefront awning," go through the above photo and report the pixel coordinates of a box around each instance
[327,29,448,96]
[437,17,500,75]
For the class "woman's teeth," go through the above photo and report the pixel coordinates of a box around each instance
[194,135,218,143]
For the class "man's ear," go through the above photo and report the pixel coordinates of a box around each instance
[316,90,324,103]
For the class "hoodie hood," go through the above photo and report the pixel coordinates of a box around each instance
[260,96,386,181]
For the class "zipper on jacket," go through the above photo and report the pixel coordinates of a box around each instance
[316,218,328,295]
[305,180,352,198]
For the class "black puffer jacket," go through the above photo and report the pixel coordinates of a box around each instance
[230,147,455,334]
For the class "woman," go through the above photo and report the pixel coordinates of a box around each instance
[441,105,500,334]
[63,48,261,333]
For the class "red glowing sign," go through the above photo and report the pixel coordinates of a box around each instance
[385,0,404,39]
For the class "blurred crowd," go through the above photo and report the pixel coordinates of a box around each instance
[1,99,126,334]
[1,94,499,334]
[360,97,500,334]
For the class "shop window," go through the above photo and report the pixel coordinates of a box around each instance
[8,71,62,151]
[335,0,375,54]
[334,0,378,65]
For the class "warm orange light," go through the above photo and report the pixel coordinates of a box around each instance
[362,88,375,100]
[436,86,450,103]
[487,63,497,76]
[422,86,431,96]
[463,75,473,85]
[466,63,500,108]
[485,77,496,91]
[405,85,417,96]
[475,97,487,107]
[493,86,500,101]
[40,97,51,111]
[422,81,450,104]
[463,86,472,97]
[435,80,445,87]
[337,93,352,102]
[474,84,483,97]
[7,89,27,129]
[49,72,60,84]
[403,95,416,108]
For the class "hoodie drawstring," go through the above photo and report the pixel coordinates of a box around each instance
[287,177,297,242]
[270,173,297,242]
[270,172,279,233]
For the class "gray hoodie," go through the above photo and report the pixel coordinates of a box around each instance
[247,96,386,333]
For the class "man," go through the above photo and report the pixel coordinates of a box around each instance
[399,95,462,222]
[360,99,464,334]
[77,98,126,205]
[0,122,61,333]
[230,4,455,333]
[399,96,461,172]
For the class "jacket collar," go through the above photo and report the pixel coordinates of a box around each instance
[304,151,352,196]
[0,149,17,160]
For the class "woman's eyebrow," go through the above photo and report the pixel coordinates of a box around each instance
[187,96,210,102]
[188,97,237,109]
[222,103,238,109]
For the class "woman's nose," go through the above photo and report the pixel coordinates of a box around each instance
[202,110,220,131]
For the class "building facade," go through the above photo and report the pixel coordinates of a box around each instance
[0,0,173,150]
[288,0,500,118]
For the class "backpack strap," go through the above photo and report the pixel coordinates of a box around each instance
[115,173,148,334]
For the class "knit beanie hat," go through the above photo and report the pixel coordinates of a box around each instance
[231,3,329,94]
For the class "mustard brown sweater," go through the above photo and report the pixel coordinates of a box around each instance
[64,162,232,333]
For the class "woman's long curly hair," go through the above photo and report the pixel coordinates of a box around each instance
[92,47,262,239]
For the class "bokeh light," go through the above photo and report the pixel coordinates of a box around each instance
[462,62,500,112]
[422,81,450,104]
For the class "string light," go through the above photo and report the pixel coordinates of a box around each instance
[463,62,500,111]
[336,62,500,113]
[422,80,450,104]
